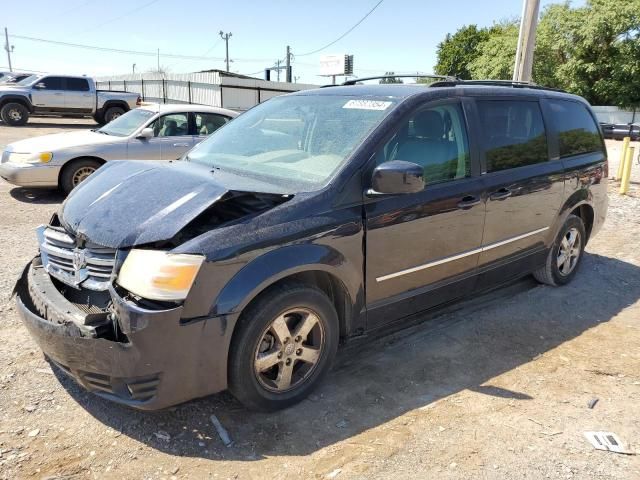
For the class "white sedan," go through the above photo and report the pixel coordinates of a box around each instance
[0,104,238,194]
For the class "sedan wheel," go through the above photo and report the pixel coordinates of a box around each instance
[72,166,97,187]
[254,308,325,392]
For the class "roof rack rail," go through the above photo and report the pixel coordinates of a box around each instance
[429,79,566,93]
[338,74,458,86]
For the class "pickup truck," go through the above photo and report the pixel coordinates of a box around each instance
[0,74,140,126]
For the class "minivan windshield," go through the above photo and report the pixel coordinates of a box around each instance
[97,108,156,136]
[186,95,398,191]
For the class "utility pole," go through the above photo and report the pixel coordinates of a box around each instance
[275,59,281,82]
[132,63,136,75]
[285,45,291,82]
[4,27,13,72]
[157,48,160,73]
[513,0,540,83]
[219,31,232,72]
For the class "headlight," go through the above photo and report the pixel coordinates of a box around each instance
[8,152,53,163]
[117,250,204,301]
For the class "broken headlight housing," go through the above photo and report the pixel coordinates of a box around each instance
[117,250,204,301]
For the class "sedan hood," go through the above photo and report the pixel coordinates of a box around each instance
[6,130,119,153]
[59,161,230,248]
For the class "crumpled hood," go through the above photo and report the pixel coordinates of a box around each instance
[6,130,118,153]
[59,161,229,248]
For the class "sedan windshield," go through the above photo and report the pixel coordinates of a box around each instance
[186,95,398,191]
[98,108,156,136]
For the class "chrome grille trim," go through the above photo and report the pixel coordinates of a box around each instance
[37,226,116,291]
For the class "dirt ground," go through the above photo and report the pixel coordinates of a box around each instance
[0,118,639,480]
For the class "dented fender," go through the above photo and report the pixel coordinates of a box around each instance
[211,243,362,320]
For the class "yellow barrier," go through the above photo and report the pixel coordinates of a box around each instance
[616,137,630,180]
[620,146,635,195]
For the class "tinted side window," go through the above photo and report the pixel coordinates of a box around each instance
[377,103,470,186]
[38,77,65,90]
[548,100,602,158]
[66,78,90,91]
[478,100,548,172]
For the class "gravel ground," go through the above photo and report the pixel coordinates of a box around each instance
[0,118,639,480]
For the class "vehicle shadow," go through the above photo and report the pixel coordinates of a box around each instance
[9,187,65,204]
[0,120,96,129]
[50,253,640,461]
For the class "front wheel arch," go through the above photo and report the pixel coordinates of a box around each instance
[58,157,106,193]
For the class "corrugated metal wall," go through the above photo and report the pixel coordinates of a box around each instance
[95,72,316,111]
[592,106,638,124]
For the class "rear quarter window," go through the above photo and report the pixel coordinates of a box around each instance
[548,100,602,158]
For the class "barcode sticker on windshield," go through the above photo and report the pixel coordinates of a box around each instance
[343,100,392,111]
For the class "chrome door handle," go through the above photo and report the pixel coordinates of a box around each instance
[457,195,481,209]
[489,188,512,201]
[173,143,189,147]
[54,93,64,96]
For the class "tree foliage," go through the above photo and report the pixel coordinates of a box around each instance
[379,72,403,84]
[434,0,640,107]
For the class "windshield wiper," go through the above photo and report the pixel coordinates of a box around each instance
[96,130,111,135]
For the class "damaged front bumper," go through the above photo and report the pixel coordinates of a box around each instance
[14,258,235,410]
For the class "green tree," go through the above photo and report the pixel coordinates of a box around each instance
[434,25,490,79]
[379,72,403,84]
[434,0,640,108]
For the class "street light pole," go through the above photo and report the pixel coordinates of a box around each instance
[4,27,13,72]
[513,0,540,82]
[219,31,232,72]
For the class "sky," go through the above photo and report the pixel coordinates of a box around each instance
[2,0,585,84]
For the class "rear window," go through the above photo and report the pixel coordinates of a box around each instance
[548,100,602,158]
[66,78,90,91]
[478,100,548,172]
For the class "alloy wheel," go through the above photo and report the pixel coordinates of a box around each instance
[72,166,96,186]
[557,227,581,276]
[253,308,325,392]
[8,108,22,121]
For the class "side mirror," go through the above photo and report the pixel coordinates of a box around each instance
[34,83,45,89]
[369,160,424,195]
[137,127,154,139]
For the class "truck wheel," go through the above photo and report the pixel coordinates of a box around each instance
[103,106,125,123]
[533,214,586,286]
[228,283,339,411]
[92,113,105,125]
[1,102,29,126]
[60,158,102,195]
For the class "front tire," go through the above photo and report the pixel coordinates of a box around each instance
[1,102,29,126]
[228,283,339,411]
[533,214,586,286]
[60,158,102,195]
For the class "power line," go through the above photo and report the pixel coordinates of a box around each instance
[73,0,163,35]
[9,34,272,62]
[296,0,385,56]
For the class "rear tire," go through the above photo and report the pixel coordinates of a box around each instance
[1,102,29,126]
[103,106,125,123]
[228,283,339,411]
[60,158,103,195]
[533,214,586,286]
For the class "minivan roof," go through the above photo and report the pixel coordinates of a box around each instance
[291,83,587,104]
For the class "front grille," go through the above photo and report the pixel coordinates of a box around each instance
[39,227,116,291]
